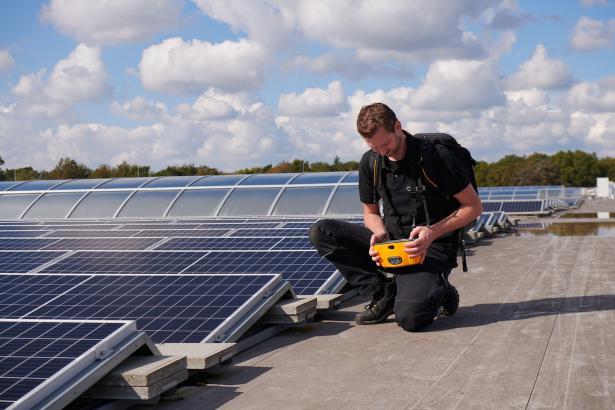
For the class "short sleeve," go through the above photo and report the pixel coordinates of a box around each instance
[432,144,471,196]
[359,150,380,204]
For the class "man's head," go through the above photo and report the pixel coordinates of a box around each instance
[357,102,404,158]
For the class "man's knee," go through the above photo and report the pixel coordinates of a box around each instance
[394,299,438,332]
[309,219,338,254]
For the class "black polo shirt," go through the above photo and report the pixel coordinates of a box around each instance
[358,132,470,271]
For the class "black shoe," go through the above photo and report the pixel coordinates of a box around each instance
[355,280,396,325]
[440,274,459,317]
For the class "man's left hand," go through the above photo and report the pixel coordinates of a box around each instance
[404,226,435,261]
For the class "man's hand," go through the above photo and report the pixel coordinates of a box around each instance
[368,231,388,266]
[404,226,435,262]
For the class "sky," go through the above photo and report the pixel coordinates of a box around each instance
[0,0,614,172]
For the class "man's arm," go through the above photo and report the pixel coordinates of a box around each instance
[363,203,389,266]
[404,183,483,258]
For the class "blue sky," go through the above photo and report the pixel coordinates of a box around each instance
[0,0,614,171]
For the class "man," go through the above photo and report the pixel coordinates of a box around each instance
[309,103,483,332]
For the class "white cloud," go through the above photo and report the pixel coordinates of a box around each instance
[296,0,490,57]
[40,0,182,45]
[191,0,299,49]
[176,89,239,121]
[285,52,413,81]
[483,0,534,30]
[11,44,110,118]
[45,44,110,102]
[0,50,15,72]
[411,59,505,111]
[278,81,347,117]
[571,16,615,51]
[568,76,615,112]
[111,97,169,122]
[506,44,573,90]
[139,37,267,93]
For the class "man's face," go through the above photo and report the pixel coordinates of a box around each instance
[365,122,403,158]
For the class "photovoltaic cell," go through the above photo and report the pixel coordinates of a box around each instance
[0,231,50,239]
[0,275,86,318]
[0,251,67,273]
[132,229,230,238]
[196,222,282,229]
[501,200,543,213]
[0,320,126,409]
[0,239,59,251]
[42,238,163,251]
[228,228,308,237]
[156,237,282,251]
[482,202,502,212]
[47,230,142,238]
[39,251,205,274]
[184,250,336,295]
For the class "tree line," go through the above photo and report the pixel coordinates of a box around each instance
[0,150,613,187]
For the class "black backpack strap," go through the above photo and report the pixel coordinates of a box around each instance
[419,136,469,272]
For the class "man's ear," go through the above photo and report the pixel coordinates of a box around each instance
[395,120,402,133]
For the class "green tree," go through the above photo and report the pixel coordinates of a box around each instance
[47,157,92,179]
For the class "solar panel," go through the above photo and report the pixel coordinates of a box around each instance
[0,274,285,344]
[39,251,205,274]
[0,275,85,318]
[279,222,319,229]
[500,200,543,213]
[197,222,282,229]
[0,251,67,273]
[0,319,132,410]
[0,226,49,231]
[132,229,230,237]
[228,228,308,237]
[0,239,60,251]
[118,223,182,230]
[155,236,313,251]
[47,230,142,238]
[184,250,337,295]
[42,238,163,251]
[156,237,282,251]
[0,231,50,239]
[482,202,502,212]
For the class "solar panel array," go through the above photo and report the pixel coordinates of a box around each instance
[0,175,585,407]
[0,217,364,297]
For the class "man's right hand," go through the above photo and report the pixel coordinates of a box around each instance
[369,231,387,266]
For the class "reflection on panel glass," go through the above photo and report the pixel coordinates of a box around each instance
[23,193,83,219]
[341,171,359,183]
[289,172,346,185]
[142,176,201,188]
[325,186,362,215]
[167,189,229,217]
[191,175,245,187]
[0,194,39,218]
[218,188,280,216]
[69,191,132,218]
[96,178,153,189]
[0,181,21,191]
[50,179,108,190]
[239,173,298,186]
[272,187,332,215]
[117,190,180,218]
[7,180,68,191]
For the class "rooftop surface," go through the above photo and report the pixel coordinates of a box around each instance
[137,199,615,410]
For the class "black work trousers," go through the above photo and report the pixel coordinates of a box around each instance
[309,219,452,332]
